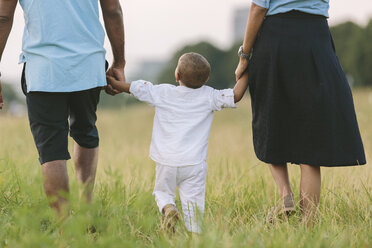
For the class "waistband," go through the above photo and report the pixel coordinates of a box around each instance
[268,10,326,19]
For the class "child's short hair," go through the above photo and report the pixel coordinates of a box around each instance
[177,52,211,89]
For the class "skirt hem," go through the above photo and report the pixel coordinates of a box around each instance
[255,153,366,167]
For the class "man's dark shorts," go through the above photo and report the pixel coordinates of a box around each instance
[26,88,101,164]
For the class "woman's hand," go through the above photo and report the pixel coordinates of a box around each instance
[235,58,249,81]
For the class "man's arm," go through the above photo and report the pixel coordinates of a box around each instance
[100,0,126,95]
[233,71,249,103]
[0,0,18,109]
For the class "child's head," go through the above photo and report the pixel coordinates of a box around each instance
[175,52,211,89]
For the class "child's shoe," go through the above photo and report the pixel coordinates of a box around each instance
[162,204,179,233]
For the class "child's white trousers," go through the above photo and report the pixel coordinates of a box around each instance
[153,162,207,233]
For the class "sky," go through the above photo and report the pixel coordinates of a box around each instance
[1,0,372,85]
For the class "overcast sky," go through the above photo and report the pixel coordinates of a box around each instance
[1,0,372,85]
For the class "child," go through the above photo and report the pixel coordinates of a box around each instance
[107,52,248,233]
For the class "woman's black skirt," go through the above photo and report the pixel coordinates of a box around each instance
[248,11,366,166]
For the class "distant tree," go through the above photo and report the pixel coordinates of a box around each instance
[1,82,20,103]
[331,20,372,86]
[98,92,138,109]
[223,42,243,86]
[157,41,236,89]
[157,19,372,89]
[357,20,372,86]
[330,22,362,85]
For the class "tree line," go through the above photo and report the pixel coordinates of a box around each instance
[158,19,372,89]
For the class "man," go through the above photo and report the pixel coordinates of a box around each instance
[0,0,125,216]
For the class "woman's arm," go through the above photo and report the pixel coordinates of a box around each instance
[235,3,267,81]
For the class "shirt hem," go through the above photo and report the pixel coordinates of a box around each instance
[27,82,107,93]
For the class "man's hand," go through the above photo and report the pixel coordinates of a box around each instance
[0,81,3,110]
[106,65,130,94]
[104,65,124,95]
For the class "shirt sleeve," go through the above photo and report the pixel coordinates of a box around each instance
[129,80,157,106]
[210,88,237,112]
[252,0,270,9]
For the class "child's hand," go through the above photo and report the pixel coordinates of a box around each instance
[235,58,249,81]
[238,70,249,83]
[106,67,130,94]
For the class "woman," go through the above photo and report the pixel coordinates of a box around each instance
[235,0,366,221]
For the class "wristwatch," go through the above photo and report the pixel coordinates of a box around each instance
[238,46,252,60]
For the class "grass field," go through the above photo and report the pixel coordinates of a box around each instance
[0,89,371,248]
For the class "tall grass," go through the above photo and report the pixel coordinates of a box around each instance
[0,89,371,247]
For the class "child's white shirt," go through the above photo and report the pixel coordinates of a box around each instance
[130,80,236,167]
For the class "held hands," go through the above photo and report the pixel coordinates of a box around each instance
[104,65,126,95]
[105,65,131,94]
[233,70,249,103]
[235,58,249,81]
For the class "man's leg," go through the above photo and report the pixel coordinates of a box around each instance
[26,91,71,217]
[73,142,98,203]
[69,87,101,203]
[42,160,69,215]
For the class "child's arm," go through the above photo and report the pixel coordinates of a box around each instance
[107,75,159,106]
[106,74,131,93]
[233,71,249,103]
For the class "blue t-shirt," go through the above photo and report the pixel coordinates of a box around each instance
[19,0,107,92]
[253,0,330,18]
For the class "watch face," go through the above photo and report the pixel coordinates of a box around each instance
[238,46,243,56]
[238,46,251,59]
[238,46,247,58]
